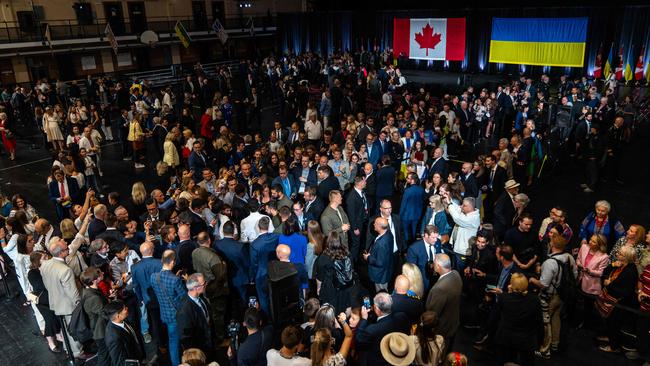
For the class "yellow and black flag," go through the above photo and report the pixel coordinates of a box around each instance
[175,21,191,48]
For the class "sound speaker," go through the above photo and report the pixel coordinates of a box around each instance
[267,261,302,327]
[17,11,36,33]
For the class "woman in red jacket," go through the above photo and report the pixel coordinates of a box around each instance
[199,108,214,140]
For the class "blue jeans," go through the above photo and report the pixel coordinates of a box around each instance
[139,302,149,334]
[164,320,180,366]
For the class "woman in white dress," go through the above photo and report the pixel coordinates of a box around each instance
[42,107,65,151]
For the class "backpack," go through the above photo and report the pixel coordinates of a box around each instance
[68,298,93,343]
[332,257,354,289]
[551,255,578,306]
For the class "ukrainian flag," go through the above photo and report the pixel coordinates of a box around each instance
[489,18,588,67]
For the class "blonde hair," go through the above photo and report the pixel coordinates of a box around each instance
[165,131,175,142]
[401,262,424,298]
[310,328,333,366]
[59,219,77,240]
[131,181,147,205]
[628,224,646,244]
[589,234,608,253]
[181,348,206,365]
[509,273,529,295]
[156,161,169,176]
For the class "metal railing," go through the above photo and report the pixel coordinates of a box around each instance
[0,14,276,43]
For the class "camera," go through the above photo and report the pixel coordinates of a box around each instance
[248,296,258,308]
[362,296,371,310]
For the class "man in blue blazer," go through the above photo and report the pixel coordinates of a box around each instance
[356,293,410,366]
[365,132,383,168]
[271,165,298,198]
[48,169,80,220]
[374,156,395,211]
[188,140,209,183]
[406,225,443,290]
[213,221,249,302]
[363,217,393,291]
[399,173,425,245]
[249,217,279,314]
[131,242,162,343]
[292,155,318,194]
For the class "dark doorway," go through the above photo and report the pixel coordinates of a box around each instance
[104,2,125,35]
[127,2,147,34]
[55,55,75,81]
[212,1,225,24]
[192,1,208,31]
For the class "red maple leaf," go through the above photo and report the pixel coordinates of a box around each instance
[414,23,442,56]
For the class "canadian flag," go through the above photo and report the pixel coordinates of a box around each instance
[635,47,645,80]
[393,18,466,61]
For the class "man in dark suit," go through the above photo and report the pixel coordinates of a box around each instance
[427,147,448,180]
[366,199,405,279]
[374,156,396,210]
[175,224,197,275]
[345,176,369,262]
[399,173,425,245]
[482,154,508,222]
[426,253,462,353]
[88,204,108,242]
[391,275,424,325]
[96,214,126,245]
[81,267,110,365]
[460,162,479,200]
[104,300,145,366]
[249,217,279,315]
[365,132,383,168]
[140,198,171,228]
[316,166,340,204]
[178,199,209,238]
[407,225,443,290]
[273,120,289,145]
[48,169,80,220]
[176,273,213,358]
[362,163,377,215]
[303,186,324,222]
[213,221,249,303]
[356,292,411,366]
[131,242,162,345]
[493,191,517,241]
[363,217,394,291]
[188,140,209,183]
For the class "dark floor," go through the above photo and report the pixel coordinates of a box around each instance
[1,72,649,365]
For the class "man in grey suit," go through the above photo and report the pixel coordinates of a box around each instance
[425,253,462,354]
[41,239,84,358]
[320,190,351,246]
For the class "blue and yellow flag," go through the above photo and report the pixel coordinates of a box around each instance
[489,17,587,67]
[604,43,613,79]
[175,21,191,49]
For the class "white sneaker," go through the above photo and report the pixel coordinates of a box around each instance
[123,157,132,161]
[583,187,594,193]
[134,163,145,169]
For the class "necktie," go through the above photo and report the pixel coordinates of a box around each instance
[89,137,94,148]
[428,243,434,261]
[361,192,367,214]
[59,181,66,198]
[277,129,281,140]
[198,297,209,320]
[124,322,138,343]
[39,235,47,252]
[489,169,495,187]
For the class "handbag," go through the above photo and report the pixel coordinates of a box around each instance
[595,288,618,318]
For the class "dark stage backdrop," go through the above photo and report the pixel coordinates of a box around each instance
[277,6,650,77]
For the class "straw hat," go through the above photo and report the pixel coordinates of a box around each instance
[504,179,520,190]
[380,332,416,366]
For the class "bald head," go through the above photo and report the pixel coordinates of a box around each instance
[276,244,291,262]
[140,242,154,257]
[35,218,50,234]
[178,224,191,241]
[374,216,388,234]
[394,275,411,295]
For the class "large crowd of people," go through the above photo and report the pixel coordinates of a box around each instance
[0,49,649,366]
